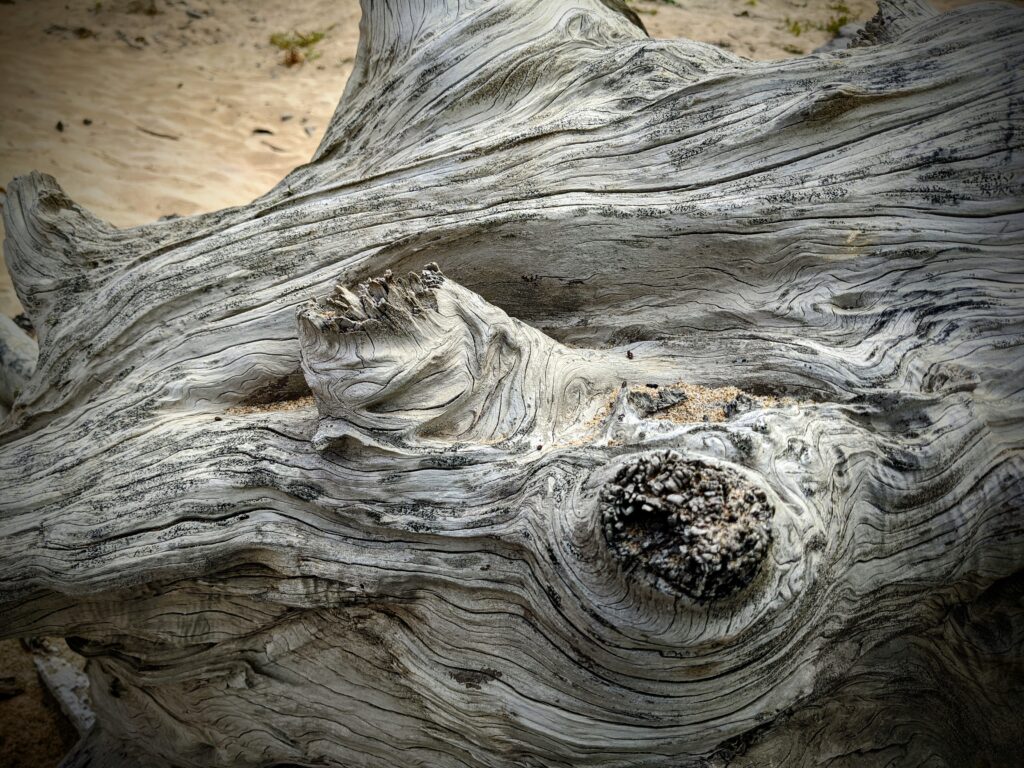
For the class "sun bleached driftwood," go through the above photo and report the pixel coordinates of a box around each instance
[1,1,1023,766]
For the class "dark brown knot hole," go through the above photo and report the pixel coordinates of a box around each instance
[600,450,774,602]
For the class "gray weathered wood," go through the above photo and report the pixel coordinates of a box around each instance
[1,0,1022,765]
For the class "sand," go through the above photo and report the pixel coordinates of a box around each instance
[0,639,79,767]
[0,0,1014,765]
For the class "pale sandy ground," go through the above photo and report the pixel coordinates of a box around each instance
[0,0,1015,765]
[0,641,78,768]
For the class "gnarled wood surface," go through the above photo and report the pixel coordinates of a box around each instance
[1,1,1022,766]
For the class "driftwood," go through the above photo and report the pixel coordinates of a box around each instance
[1,0,1023,765]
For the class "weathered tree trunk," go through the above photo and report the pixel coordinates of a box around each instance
[1,0,1022,765]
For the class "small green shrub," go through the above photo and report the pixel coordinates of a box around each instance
[823,15,849,36]
[784,17,805,37]
[822,3,852,36]
[270,28,332,67]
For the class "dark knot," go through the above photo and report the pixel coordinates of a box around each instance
[600,450,774,602]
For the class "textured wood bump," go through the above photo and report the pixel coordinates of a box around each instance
[600,450,774,602]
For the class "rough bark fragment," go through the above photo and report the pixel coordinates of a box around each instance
[299,264,621,451]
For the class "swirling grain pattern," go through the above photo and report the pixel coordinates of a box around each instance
[0,0,1022,766]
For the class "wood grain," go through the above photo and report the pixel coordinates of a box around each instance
[1,0,1022,765]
